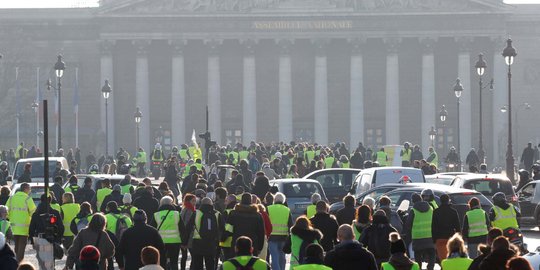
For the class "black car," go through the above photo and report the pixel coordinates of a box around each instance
[303,168,362,204]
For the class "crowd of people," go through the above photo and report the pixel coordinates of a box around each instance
[0,140,538,270]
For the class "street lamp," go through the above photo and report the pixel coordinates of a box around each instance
[439,105,448,154]
[454,78,464,170]
[49,55,65,150]
[101,80,112,157]
[31,101,39,148]
[429,126,437,147]
[503,38,517,183]
[134,107,142,149]
[475,53,488,163]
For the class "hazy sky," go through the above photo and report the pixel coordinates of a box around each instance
[0,0,538,8]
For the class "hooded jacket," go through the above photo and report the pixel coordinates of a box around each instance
[479,248,516,270]
[404,201,434,250]
[225,203,265,253]
[432,203,461,240]
[324,240,377,270]
[0,243,18,270]
[283,226,323,263]
[488,200,521,226]
[360,214,397,261]
[310,212,339,251]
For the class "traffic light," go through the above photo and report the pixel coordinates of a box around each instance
[40,213,58,242]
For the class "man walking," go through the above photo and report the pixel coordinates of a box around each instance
[6,183,36,262]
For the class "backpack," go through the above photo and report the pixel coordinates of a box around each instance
[197,211,219,241]
[114,214,129,240]
[229,257,258,270]
[76,217,90,232]
[120,206,133,219]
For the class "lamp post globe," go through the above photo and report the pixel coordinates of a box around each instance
[439,105,448,123]
[101,79,111,99]
[454,78,463,98]
[475,53,487,76]
[429,126,437,146]
[54,55,65,78]
[134,107,142,149]
[503,38,517,66]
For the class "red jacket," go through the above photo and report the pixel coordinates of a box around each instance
[260,210,273,238]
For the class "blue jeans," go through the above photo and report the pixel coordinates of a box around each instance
[268,240,286,270]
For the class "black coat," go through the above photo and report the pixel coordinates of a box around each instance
[29,206,64,243]
[324,240,377,270]
[336,205,356,225]
[76,186,95,204]
[133,191,159,224]
[310,212,339,251]
[117,222,166,270]
[0,243,18,270]
[479,248,516,270]
[283,226,322,264]
[100,190,123,213]
[359,214,397,261]
[432,204,461,240]
[225,204,265,254]
[186,204,224,256]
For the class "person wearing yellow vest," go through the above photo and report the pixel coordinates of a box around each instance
[294,243,331,270]
[463,197,490,259]
[352,205,371,241]
[421,189,438,210]
[400,142,412,167]
[239,147,250,161]
[426,146,439,168]
[324,154,336,169]
[304,147,316,165]
[118,193,138,219]
[283,216,322,268]
[382,232,420,270]
[0,205,13,241]
[6,182,36,262]
[267,192,293,270]
[374,148,388,167]
[104,201,133,239]
[339,155,350,168]
[221,195,238,260]
[14,142,24,160]
[61,192,80,250]
[64,175,80,195]
[70,201,93,235]
[135,147,147,177]
[222,236,271,270]
[94,178,112,212]
[405,192,436,270]
[306,193,321,219]
[489,192,520,231]
[441,233,473,270]
[119,175,134,196]
[179,144,191,162]
[151,196,185,270]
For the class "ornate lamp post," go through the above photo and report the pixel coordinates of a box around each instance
[47,55,65,149]
[439,105,448,154]
[502,38,517,183]
[475,53,487,163]
[31,101,39,148]
[134,107,142,149]
[101,80,112,157]
[454,78,464,171]
[429,126,437,147]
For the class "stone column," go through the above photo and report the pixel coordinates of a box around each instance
[134,40,151,160]
[421,38,436,151]
[457,37,473,162]
[100,40,115,154]
[170,40,186,146]
[349,38,365,147]
[313,39,329,146]
[385,38,400,145]
[242,39,257,143]
[206,40,222,144]
[277,39,293,143]
[492,37,507,166]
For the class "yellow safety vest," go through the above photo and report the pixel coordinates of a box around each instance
[466,208,488,238]
[179,149,189,160]
[306,205,316,219]
[324,157,335,169]
[492,206,519,230]
[154,210,182,243]
[61,203,81,236]
[382,262,420,270]
[152,149,164,162]
[294,264,332,270]
[291,233,318,267]
[267,204,290,236]
[194,163,203,172]
[428,152,438,167]
[192,209,219,239]
[118,205,138,218]
[7,191,36,236]
[401,149,412,162]
[65,185,80,194]
[222,256,269,270]
[428,200,438,210]
[51,203,61,214]
[441,257,473,270]
[105,213,133,234]
[304,151,315,164]
[120,184,132,195]
[376,151,387,166]
[220,209,234,247]
[412,208,433,240]
[239,150,250,161]
[340,162,350,168]
[96,188,112,211]
[0,219,11,235]
[137,151,147,163]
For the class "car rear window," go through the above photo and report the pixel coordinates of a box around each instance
[283,182,321,198]
[462,179,514,197]
[374,170,425,185]
[14,161,58,179]
[449,193,492,206]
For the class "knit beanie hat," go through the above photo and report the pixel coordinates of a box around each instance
[79,245,100,262]
[389,232,407,254]
[122,193,132,204]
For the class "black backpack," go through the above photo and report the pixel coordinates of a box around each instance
[229,257,258,270]
[197,211,219,241]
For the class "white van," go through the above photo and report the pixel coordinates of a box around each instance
[11,157,69,185]
[352,167,425,195]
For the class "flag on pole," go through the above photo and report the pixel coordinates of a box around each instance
[191,129,199,149]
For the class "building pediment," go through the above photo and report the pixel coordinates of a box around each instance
[97,0,510,15]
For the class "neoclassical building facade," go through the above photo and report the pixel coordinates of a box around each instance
[1,0,540,166]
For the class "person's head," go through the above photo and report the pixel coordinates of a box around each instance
[40,193,52,205]
[491,235,510,251]
[80,202,92,215]
[84,177,93,187]
[310,193,321,204]
[274,192,286,204]
[184,194,196,205]
[0,205,8,219]
[106,201,118,213]
[0,186,10,197]
[235,236,254,256]
[54,176,63,184]
[468,197,480,209]
[240,193,252,205]
[356,204,372,224]
[337,224,355,242]
[142,178,152,186]
[133,210,147,224]
[487,228,504,245]
[215,187,227,200]
[20,182,31,194]
[507,257,533,270]
[343,195,355,208]
[305,243,325,262]
[69,175,78,185]
[102,178,111,188]
[362,196,375,210]
[24,162,32,171]
[141,246,160,266]
[88,213,106,232]
[160,196,173,207]
[123,193,132,205]
[389,232,407,254]
[201,197,213,206]
[440,194,450,205]
[293,216,313,230]
[62,192,74,204]
[421,188,434,201]
[315,200,328,213]
[411,193,422,204]
[447,233,467,257]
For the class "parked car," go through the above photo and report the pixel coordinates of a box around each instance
[11,157,69,185]
[269,179,327,218]
[425,174,455,186]
[450,173,517,205]
[353,167,425,195]
[303,168,362,203]
[516,180,540,226]
[10,182,46,206]
[63,174,127,191]
[382,184,493,224]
